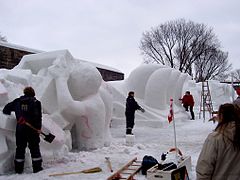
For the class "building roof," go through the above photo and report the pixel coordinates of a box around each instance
[0,41,43,53]
[77,58,123,73]
[0,41,123,74]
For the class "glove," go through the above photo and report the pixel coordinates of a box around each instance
[140,108,145,113]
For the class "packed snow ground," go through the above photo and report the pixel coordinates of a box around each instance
[0,113,216,180]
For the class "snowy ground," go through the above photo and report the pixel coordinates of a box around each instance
[0,115,216,180]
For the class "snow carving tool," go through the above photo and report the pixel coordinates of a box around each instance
[25,122,55,143]
[48,167,102,177]
[105,157,113,172]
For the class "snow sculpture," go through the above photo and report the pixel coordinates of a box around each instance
[110,65,232,128]
[109,64,192,126]
[125,64,166,99]
[144,68,173,109]
[0,50,113,173]
[125,65,191,110]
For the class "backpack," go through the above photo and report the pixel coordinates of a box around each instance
[141,155,158,175]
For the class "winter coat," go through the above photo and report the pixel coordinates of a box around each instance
[196,122,240,180]
[3,95,42,129]
[125,96,141,128]
[125,96,141,115]
[181,94,194,106]
[233,96,240,108]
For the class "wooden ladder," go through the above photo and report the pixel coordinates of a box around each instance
[107,157,142,180]
[199,81,213,121]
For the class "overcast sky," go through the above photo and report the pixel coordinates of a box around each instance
[1,0,240,77]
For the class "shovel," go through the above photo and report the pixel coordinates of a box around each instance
[48,167,102,177]
[25,122,55,143]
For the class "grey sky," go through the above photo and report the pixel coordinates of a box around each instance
[1,0,240,77]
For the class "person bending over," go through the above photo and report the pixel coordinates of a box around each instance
[180,91,195,120]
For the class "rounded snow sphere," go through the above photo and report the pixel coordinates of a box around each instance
[68,63,102,100]
[126,64,166,99]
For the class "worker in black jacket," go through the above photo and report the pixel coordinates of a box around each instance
[125,91,144,135]
[3,87,43,174]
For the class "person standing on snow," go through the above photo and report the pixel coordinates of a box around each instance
[196,103,240,179]
[180,91,195,120]
[2,87,43,174]
[125,91,144,135]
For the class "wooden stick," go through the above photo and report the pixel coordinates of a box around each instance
[49,167,102,177]
[105,157,113,172]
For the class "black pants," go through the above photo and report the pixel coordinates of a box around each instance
[125,112,135,134]
[183,105,195,120]
[15,125,42,173]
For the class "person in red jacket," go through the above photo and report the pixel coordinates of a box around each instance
[180,91,195,120]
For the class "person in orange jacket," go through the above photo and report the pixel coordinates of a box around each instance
[180,91,195,120]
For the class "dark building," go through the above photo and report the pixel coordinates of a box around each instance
[0,41,124,81]
[0,41,41,69]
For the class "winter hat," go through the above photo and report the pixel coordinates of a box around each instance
[236,88,240,96]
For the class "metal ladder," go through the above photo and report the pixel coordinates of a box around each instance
[107,157,142,180]
[199,81,213,121]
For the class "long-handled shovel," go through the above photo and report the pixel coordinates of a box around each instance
[48,167,102,177]
[25,122,55,143]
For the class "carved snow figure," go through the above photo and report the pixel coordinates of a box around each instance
[0,50,113,173]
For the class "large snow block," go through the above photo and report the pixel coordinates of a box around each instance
[17,50,74,75]
[0,136,8,160]
[6,69,32,86]
[38,78,58,114]
[0,114,16,133]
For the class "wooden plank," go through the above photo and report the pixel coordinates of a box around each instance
[107,157,140,180]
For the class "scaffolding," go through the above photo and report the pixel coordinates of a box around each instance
[199,81,213,121]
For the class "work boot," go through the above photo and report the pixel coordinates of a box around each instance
[32,159,43,173]
[126,128,132,135]
[14,160,24,174]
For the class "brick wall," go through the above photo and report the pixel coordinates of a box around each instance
[97,68,124,81]
[0,45,33,69]
[0,45,124,81]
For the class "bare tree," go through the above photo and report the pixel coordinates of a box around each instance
[195,48,231,82]
[140,19,231,79]
[231,69,240,82]
[0,32,7,42]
